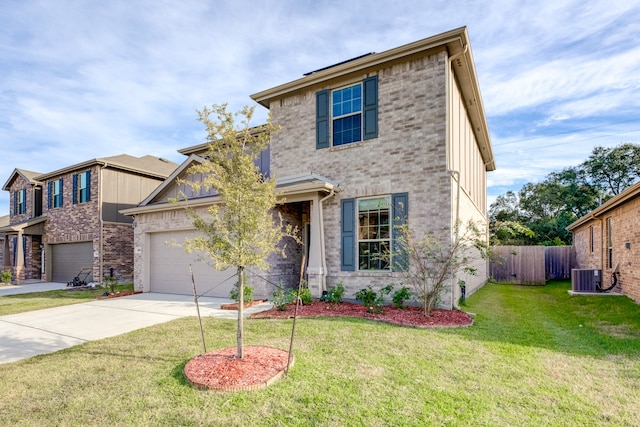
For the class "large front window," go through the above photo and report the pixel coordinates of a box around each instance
[358,196,391,270]
[332,83,362,146]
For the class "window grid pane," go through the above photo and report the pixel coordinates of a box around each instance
[358,197,391,271]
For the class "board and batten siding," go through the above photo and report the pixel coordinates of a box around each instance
[448,70,487,216]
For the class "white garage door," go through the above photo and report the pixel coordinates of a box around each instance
[51,242,93,283]
[149,231,236,297]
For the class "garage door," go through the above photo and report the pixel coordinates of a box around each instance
[51,242,93,283]
[149,231,236,297]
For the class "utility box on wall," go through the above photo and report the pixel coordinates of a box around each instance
[571,269,602,292]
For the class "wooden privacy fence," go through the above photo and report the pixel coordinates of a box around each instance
[489,246,576,285]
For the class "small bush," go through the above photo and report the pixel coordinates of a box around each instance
[230,281,254,304]
[1,270,11,284]
[103,276,118,294]
[272,285,294,311]
[321,282,345,304]
[355,284,393,314]
[392,285,412,309]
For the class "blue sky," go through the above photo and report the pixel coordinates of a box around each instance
[1,0,639,216]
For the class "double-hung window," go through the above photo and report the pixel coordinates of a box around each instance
[607,217,613,269]
[48,178,63,209]
[73,170,91,204]
[341,193,408,272]
[357,197,391,270]
[316,75,378,149]
[332,84,362,146]
[14,189,26,215]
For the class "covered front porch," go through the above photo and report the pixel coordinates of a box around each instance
[274,173,338,297]
[0,216,46,284]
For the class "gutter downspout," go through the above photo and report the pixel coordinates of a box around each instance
[318,188,336,292]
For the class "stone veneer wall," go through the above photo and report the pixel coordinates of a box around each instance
[102,222,134,282]
[268,51,452,298]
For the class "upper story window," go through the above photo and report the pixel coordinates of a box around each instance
[14,189,26,215]
[48,178,63,209]
[332,84,362,146]
[316,75,378,149]
[73,170,91,204]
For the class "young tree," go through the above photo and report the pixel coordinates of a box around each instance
[177,104,298,359]
[396,220,491,316]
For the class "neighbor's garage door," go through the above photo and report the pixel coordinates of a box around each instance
[149,231,235,297]
[51,242,93,283]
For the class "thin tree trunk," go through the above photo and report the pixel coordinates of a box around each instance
[237,266,244,359]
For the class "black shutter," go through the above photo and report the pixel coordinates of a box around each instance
[47,181,52,209]
[392,192,409,271]
[341,198,356,271]
[363,75,378,140]
[86,170,91,201]
[72,174,78,204]
[316,89,330,149]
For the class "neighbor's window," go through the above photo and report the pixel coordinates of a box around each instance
[332,83,362,146]
[74,171,91,204]
[607,217,613,269]
[15,189,26,215]
[49,178,63,208]
[589,225,594,253]
[357,196,391,270]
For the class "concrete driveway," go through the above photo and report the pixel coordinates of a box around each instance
[0,290,272,364]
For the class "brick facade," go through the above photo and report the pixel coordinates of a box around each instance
[570,184,640,303]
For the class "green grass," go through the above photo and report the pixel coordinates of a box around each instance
[0,283,134,316]
[1,281,639,426]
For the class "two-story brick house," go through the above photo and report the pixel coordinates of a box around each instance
[123,27,495,308]
[1,155,177,284]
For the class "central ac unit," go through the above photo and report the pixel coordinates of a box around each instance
[571,269,602,292]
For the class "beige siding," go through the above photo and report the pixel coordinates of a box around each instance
[101,169,163,222]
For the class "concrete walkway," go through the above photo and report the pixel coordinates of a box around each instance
[0,291,272,364]
[0,281,69,296]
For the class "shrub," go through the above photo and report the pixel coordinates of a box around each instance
[230,280,254,304]
[103,276,118,294]
[1,270,11,284]
[392,285,412,309]
[355,284,393,314]
[272,285,294,311]
[321,282,345,304]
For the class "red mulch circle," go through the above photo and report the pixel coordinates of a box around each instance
[249,301,474,328]
[183,346,291,392]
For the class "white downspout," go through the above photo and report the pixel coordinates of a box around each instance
[318,188,336,292]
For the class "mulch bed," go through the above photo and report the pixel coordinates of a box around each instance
[95,291,142,299]
[183,346,291,392]
[249,301,474,328]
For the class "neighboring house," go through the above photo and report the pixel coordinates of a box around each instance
[123,26,495,307]
[567,180,640,303]
[0,215,8,275]
[0,155,177,284]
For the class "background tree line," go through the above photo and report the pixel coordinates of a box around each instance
[489,143,640,246]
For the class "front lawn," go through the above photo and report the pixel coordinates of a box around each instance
[1,281,639,426]
[0,283,134,316]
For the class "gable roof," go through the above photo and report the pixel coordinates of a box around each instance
[567,180,640,231]
[33,154,178,181]
[250,26,495,171]
[2,168,43,191]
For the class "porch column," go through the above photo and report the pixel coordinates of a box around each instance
[15,230,25,283]
[307,195,325,297]
[3,237,9,270]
